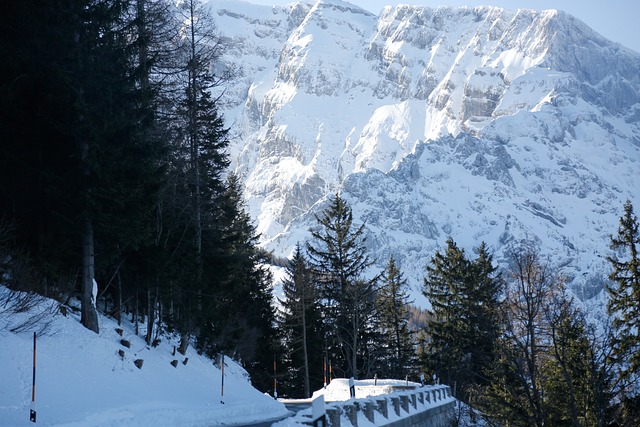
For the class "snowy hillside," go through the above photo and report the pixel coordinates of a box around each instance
[209,0,640,305]
[0,286,288,426]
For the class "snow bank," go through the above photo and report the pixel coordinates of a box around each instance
[0,286,288,426]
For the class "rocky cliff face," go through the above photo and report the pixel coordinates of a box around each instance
[209,0,640,304]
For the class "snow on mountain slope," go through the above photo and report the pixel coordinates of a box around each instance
[0,287,288,426]
[209,0,640,304]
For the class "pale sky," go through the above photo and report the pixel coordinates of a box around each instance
[245,0,640,53]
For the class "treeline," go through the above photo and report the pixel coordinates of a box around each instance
[0,0,276,390]
[276,195,640,426]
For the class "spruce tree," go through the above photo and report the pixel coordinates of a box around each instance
[422,238,469,388]
[127,0,178,342]
[159,0,230,353]
[196,174,277,391]
[306,194,377,379]
[466,242,502,387]
[422,239,501,401]
[542,294,592,426]
[377,256,414,379]
[606,199,640,379]
[277,244,324,397]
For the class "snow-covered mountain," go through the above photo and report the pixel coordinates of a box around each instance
[209,0,640,305]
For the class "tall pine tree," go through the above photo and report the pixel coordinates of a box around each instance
[422,238,501,401]
[376,256,414,379]
[607,199,640,380]
[306,194,377,379]
[197,174,277,392]
[422,238,469,388]
[277,243,324,398]
[162,0,230,353]
[465,242,502,388]
[542,297,595,426]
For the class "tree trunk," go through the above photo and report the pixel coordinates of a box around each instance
[394,311,402,373]
[155,287,161,342]
[178,332,189,355]
[301,298,310,398]
[135,291,139,336]
[117,270,122,326]
[145,286,153,344]
[187,0,202,266]
[146,286,159,345]
[80,217,99,333]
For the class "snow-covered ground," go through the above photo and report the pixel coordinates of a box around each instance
[0,286,442,427]
[278,377,423,405]
[0,286,289,427]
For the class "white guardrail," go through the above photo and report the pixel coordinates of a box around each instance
[276,382,455,427]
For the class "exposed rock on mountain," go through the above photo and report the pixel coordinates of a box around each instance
[210,0,640,304]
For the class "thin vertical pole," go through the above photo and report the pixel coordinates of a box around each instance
[220,353,225,404]
[273,353,277,399]
[323,356,327,388]
[329,359,332,382]
[30,332,36,423]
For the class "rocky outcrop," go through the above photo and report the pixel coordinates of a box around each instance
[210,0,640,301]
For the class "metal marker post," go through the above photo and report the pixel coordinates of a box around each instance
[30,332,36,423]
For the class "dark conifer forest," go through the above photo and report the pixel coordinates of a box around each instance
[0,0,276,391]
[1,2,639,425]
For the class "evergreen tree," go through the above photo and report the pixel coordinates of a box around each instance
[422,238,467,387]
[197,174,277,392]
[606,199,640,380]
[422,239,500,401]
[377,256,414,379]
[277,244,324,397]
[127,0,179,341]
[1,0,168,333]
[346,277,380,379]
[582,318,618,427]
[465,242,502,387]
[158,0,230,353]
[306,194,377,378]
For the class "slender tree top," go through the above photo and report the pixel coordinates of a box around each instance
[306,193,374,286]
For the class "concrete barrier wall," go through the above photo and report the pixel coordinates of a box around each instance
[283,385,455,427]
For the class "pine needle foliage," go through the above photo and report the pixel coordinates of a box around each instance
[422,238,501,402]
[376,256,415,379]
[306,194,377,379]
[606,200,640,379]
